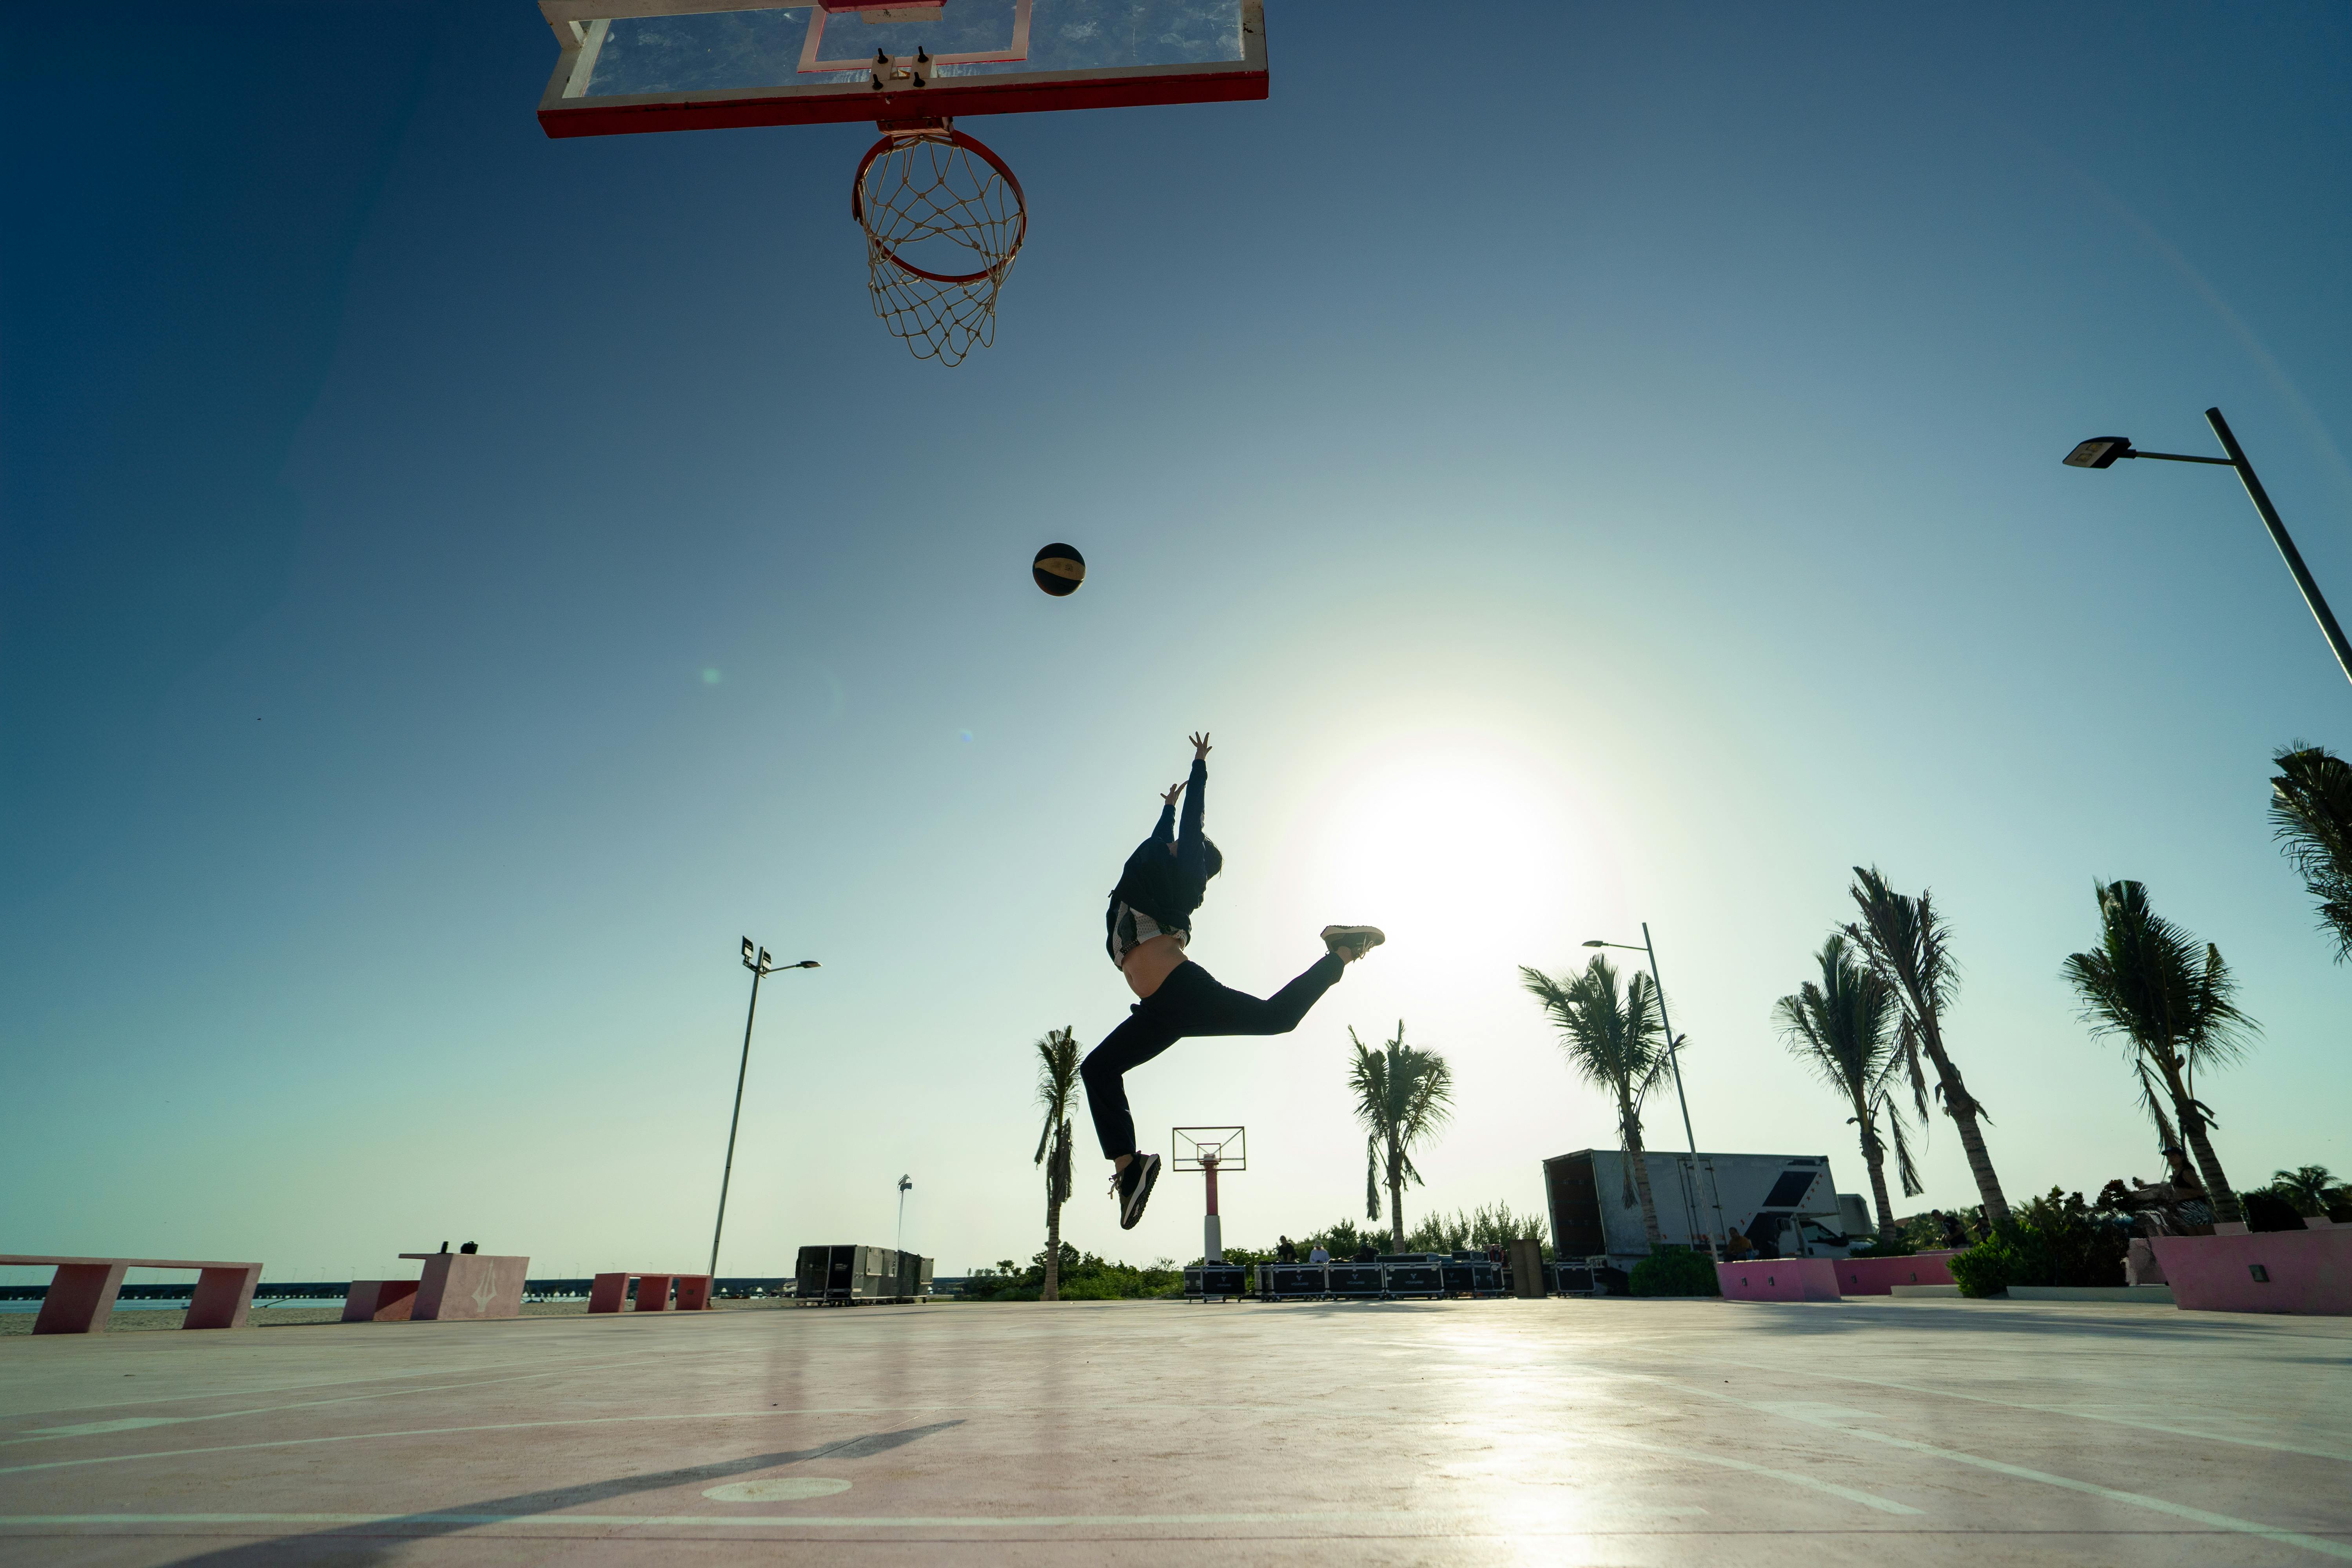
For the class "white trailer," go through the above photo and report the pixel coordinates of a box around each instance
[1542,1148,1865,1266]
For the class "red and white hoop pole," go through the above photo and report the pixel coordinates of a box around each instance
[1202,1151,1222,1263]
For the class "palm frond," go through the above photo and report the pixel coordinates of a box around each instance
[2271,742,2352,962]
[1881,1091,1924,1197]
[1033,1026,1080,1165]
[2065,880,2259,1074]
[1523,954,1668,1158]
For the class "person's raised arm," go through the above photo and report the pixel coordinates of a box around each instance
[1149,779,1185,844]
[1176,731,1210,873]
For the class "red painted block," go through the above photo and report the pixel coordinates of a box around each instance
[634,1273,675,1312]
[33,1262,129,1334]
[588,1272,631,1314]
[675,1275,713,1311]
[1836,1250,1958,1296]
[1717,1258,1842,1301]
[186,1265,262,1330]
[341,1280,419,1322]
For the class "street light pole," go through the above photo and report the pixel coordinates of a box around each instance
[710,939,820,1280]
[2063,407,2352,690]
[1584,928,1725,1255]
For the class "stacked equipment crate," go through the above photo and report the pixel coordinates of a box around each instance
[792,1245,934,1304]
[1183,1263,1249,1301]
[1441,1253,1504,1297]
[1259,1263,1328,1301]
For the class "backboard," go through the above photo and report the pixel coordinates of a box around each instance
[537,0,1268,138]
[1172,1127,1245,1171]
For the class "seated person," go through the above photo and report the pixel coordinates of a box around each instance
[1276,1236,1298,1264]
[1354,1241,1379,1263]
[1307,1242,1330,1265]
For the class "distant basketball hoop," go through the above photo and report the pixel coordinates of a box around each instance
[1173,1127,1245,1263]
[851,122,1025,366]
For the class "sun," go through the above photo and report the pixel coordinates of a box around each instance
[1279,734,1597,969]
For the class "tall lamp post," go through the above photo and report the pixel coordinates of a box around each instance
[896,1174,913,1251]
[2063,408,2352,690]
[1584,925,1724,1254]
[710,938,820,1279]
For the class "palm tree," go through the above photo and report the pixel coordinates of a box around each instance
[2062,880,2258,1225]
[2270,743,2352,962]
[1031,1026,1080,1302]
[1521,956,1671,1248]
[1775,933,1920,1239]
[2272,1164,2342,1214]
[1347,1022,1455,1252]
[1844,866,2010,1227]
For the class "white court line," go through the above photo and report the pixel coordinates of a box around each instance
[1794,1411,2352,1562]
[0,1334,753,1423]
[1580,1433,1918,1515]
[1628,1374,2352,1563]
[1709,1354,2352,1468]
[0,1407,999,1478]
[6,1360,695,1446]
[0,1508,1698,1531]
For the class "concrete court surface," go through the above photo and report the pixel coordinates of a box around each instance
[1,1297,2348,1566]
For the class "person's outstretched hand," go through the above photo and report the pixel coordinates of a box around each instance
[1161,781,1186,806]
[1189,731,1212,761]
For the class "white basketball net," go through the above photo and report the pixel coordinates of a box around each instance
[853,127,1026,367]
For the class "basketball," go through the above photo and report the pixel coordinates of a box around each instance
[1033,543,1085,596]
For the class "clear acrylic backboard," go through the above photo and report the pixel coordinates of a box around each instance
[1172,1127,1245,1171]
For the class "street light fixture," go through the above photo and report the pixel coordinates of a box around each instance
[2064,407,2352,688]
[710,938,821,1278]
[1583,924,1724,1254]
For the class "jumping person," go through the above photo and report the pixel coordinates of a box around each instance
[1082,731,1383,1229]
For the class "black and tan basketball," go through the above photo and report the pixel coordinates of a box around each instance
[1033,543,1086,596]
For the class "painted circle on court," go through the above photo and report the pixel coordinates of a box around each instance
[703,1477,852,1503]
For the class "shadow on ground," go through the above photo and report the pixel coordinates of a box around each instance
[158,1420,963,1566]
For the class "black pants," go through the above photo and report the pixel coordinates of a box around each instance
[1081,952,1345,1159]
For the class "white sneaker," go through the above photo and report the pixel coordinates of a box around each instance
[1321,926,1385,962]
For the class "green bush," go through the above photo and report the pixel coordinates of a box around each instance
[1947,1234,2020,1296]
[1944,1189,2130,1296]
[962,1243,1184,1301]
[1628,1247,1720,1297]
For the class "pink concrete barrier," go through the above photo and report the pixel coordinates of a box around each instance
[0,1254,263,1334]
[1836,1250,1958,1296]
[2150,1226,2352,1316]
[341,1279,420,1322]
[401,1253,529,1321]
[1717,1258,1841,1301]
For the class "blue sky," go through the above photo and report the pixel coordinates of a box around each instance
[5,2,2351,1283]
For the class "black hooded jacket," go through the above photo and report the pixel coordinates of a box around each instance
[1104,755,1210,964]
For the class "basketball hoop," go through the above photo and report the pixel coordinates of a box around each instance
[1173,1127,1245,1262]
[851,120,1026,366]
